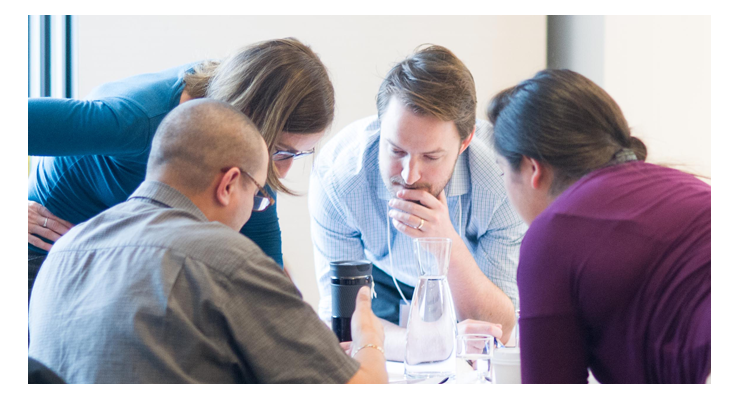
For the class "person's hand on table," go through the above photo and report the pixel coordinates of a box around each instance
[339,341,352,356]
[28,201,74,251]
[458,319,503,351]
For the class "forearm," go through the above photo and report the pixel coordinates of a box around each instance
[446,236,516,342]
[379,319,407,361]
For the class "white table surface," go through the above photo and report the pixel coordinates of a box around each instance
[385,360,475,384]
[386,361,406,383]
[386,360,600,384]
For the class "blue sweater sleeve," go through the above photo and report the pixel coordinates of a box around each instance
[239,186,284,267]
[29,97,150,156]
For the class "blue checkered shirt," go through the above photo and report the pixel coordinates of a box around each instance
[309,116,527,321]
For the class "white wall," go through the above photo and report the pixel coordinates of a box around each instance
[76,16,547,311]
[604,16,710,177]
[548,16,711,178]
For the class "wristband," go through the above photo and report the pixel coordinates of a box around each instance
[352,343,385,357]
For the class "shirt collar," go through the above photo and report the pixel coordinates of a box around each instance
[128,180,209,222]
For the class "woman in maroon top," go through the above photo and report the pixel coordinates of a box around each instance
[487,69,710,383]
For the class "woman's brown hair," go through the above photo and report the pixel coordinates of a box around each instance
[183,37,334,194]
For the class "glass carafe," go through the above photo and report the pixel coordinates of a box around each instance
[404,237,458,380]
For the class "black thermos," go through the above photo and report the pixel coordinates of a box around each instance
[330,260,373,342]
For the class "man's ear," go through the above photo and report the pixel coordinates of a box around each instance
[459,127,476,155]
[215,167,241,207]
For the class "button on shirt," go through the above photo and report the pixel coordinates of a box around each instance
[309,116,527,321]
[29,181,358,384]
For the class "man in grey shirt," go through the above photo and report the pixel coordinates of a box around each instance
[28,99,387,384]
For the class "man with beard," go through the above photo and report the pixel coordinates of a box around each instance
[309,45,527,360]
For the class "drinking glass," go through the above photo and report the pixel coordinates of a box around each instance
[455,334,494,384]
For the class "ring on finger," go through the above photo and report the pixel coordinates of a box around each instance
[416,218,425,230]
[43,217,48,228]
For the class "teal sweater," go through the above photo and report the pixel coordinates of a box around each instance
[28,63,283,266]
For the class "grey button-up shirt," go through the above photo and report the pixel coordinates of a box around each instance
[29,181,359,383]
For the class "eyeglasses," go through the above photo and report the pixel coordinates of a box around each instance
[272,148,315,162]
[242,171,275,211]
[221,167,275,212]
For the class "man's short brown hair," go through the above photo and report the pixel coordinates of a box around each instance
[376,44,477,140]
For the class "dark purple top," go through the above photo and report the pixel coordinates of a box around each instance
[517,162,710,384]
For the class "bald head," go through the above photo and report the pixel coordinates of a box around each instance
[146,99,267,193]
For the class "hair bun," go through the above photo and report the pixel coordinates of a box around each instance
[629,136,648,161]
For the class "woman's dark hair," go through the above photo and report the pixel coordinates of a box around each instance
[487,69,647,195]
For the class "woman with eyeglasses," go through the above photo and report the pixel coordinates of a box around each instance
[28,38,332,299]
[488,69,710,383]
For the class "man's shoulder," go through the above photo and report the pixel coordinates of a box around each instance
[467,119,504,193]
[316,115,380,165]
[312,115,380,195]
[133,212,272,277]
[54,201,270,276]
